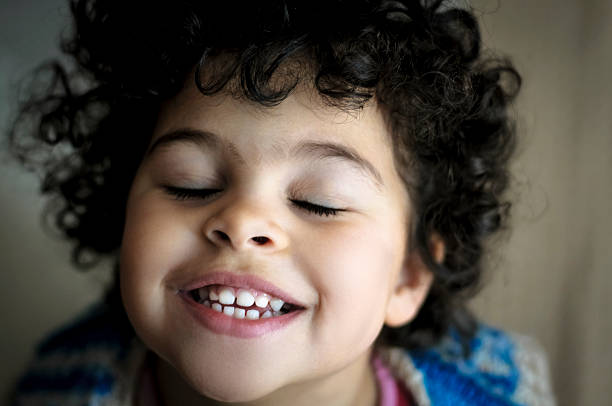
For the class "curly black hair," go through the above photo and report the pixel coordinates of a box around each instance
[8,0,520,351]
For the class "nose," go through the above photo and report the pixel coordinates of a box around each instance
[203,200,289,252]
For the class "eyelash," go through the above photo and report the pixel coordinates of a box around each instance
[163,186,342,217]
[289,199,341,217]
[164,186,221,200]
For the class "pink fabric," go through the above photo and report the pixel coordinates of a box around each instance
[373,356,411,406]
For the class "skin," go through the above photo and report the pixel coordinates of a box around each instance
[120,81,433,405]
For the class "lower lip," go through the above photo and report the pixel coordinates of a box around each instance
[178,292,304,338]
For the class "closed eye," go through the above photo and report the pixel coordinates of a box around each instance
[290,199,343,217]
[163,186,343,217]
[164,186,222,201]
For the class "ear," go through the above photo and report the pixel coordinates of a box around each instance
[384,235,444,327]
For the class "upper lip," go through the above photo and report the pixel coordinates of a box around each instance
[176,270,305,308]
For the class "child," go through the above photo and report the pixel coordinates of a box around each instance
[9,0,554,405]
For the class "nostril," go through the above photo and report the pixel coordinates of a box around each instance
[251,236,270,245]
[213,230,231,242]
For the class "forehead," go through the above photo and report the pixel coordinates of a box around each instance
[153,83,393,158]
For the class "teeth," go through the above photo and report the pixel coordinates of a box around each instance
[198,285,296,319]
[218,287,236,305]
[246,310,260,320]
[209,290,219,301]
[255,294,269,308]
[270,298,284,312]
[236,289,255,307]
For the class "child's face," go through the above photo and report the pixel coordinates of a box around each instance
[120,82,430,403]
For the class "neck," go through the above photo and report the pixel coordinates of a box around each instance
[154,351,378,406]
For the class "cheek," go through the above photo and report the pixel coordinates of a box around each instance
[299,219,404,354]
[119,191,195,334]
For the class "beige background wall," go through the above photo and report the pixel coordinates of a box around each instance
[1,1,610,405]
[469,1,612,405]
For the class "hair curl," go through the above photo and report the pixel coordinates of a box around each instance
[8,0,520,351]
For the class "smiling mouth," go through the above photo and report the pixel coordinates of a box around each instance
[189,285,301,321]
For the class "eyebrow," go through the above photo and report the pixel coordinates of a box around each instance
[290,141,384,186]
[147,128,384,187]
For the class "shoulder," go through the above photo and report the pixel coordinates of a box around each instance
[380,324,556,406]
[11,303,146,406]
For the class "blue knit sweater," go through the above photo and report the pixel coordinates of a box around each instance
[12,304,555,405]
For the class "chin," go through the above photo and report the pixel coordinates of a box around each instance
[202,386,271,403]
[171,355,292,404]
[190,374,283,403]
